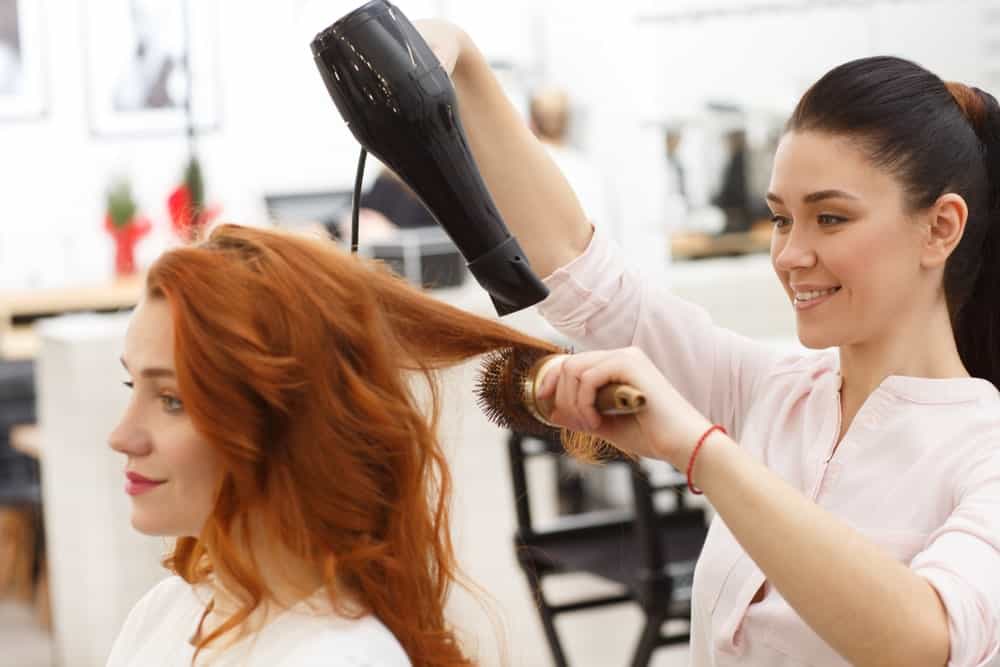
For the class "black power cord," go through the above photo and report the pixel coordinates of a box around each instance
[351,147,367,254]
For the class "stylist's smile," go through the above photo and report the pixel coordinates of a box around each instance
[791,284,841,310]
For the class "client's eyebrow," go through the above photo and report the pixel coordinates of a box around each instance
[120,357,175,378]
[766,189,860,205]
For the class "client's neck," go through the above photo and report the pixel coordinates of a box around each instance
[211,519,326,615]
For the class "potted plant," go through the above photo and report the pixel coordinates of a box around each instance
[104,179,151,277]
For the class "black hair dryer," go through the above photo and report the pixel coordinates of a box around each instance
[311,0,548,316]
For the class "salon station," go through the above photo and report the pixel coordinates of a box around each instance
[1,2,997,666]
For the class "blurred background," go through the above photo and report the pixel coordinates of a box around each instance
[0,1,998,665]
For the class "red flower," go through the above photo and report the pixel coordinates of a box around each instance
[168,184,220,242]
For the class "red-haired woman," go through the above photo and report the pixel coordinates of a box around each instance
[105,224,558,666]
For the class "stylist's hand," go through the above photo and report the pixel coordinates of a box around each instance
[536,347,714,467]
[414,19,464,77]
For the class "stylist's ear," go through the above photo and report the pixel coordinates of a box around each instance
[920,193,967,269]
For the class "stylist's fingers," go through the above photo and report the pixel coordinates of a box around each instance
[573,360,610,432]
[413,19,461,76]
[551,352,614,431]
[551,357,586,431]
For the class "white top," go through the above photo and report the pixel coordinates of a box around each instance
[106,577,411,667]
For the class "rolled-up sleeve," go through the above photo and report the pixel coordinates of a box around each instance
[538,228,639,349]
[912,449,1000,666]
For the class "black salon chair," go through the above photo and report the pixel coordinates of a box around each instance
[507,430,708,667]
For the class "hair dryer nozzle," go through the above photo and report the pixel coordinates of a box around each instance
[311,0,549,315]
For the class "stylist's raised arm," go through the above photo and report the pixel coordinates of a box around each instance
[416,20,593,278]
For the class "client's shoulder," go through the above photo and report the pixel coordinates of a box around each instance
[133,575,194,611]
[114,575,202,650]
[279,611,411,666]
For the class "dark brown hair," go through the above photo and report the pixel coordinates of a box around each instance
[788,56,1000,388]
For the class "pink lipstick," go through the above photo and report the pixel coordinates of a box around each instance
[125,471,165,496]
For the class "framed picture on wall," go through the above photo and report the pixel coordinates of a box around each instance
[0,0,46,120]
[84,0,220,137]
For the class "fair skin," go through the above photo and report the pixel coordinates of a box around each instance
[110,297,324,645]
[767,131,969,441]
[111,297,221,538]
[415,20,961,666]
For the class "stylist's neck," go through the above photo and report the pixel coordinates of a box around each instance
[839,292,968,399]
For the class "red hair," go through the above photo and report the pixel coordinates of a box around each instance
[145,224,559,666]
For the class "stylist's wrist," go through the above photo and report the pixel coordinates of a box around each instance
[450,29,472,79]
[450,30,487,91]
[643,411,709,469]
[688,429,733,495]
[414,19,465,79]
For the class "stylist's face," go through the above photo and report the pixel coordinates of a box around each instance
[767,131,926,349]
[109,297,221,537]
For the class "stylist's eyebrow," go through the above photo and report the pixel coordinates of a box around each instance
[119,357,175,378]
[766,189,860,205]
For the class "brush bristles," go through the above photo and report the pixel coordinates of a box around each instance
[474,346,629,464]
[475,347,553,437]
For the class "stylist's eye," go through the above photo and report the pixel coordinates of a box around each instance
[160,395,184,414]
[122,381,134,390]
[770,214,791,229]
[818,214,847,226]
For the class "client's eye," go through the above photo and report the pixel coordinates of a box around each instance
[160,395,184,414]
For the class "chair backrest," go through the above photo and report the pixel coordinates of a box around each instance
[626,460,706,607]
[506,431,705,577]
[506,430,556,540]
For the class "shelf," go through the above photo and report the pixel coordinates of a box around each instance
[0,274,145,361]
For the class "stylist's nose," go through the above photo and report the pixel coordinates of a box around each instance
[772,225,817,273]
[109,410,151,457]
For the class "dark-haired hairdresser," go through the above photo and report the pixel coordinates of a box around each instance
[418,20,1000,667]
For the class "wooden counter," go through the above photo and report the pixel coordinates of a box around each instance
[670,223,773,261]
[0,275,144,361]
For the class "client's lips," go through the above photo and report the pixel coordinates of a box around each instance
[125,471,165,496]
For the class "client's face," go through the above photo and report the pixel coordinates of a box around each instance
[109,297,222,537]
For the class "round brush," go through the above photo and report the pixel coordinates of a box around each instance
[475,346,645,461]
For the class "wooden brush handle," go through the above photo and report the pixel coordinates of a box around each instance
[531,355,647,423]
[595,383,646,415]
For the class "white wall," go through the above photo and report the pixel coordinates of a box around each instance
[1,0,997,290]
[0,0,422,290]
[530,0,996,274]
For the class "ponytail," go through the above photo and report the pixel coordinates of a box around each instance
[951,87,1000,389]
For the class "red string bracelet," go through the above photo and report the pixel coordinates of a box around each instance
[686,424,727,495]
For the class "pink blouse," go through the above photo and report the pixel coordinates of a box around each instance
[537,229,1000,666]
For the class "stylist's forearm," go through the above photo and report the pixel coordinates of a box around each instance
[450,33,592,278]
[692,435,950,667]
